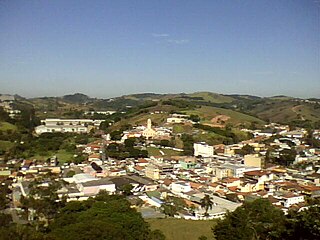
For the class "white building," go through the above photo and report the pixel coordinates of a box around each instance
[194,142,214,157]
[84,111,116,116]
[77,179,116,196]
[282,193,304,208]
[166,114,189,124]
[35,118,105,134]
[171,181,192,194]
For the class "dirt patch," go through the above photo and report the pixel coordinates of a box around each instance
[211,115,230,124]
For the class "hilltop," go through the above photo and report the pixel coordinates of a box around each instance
[1,92,320,130]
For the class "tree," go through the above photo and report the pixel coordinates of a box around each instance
[124,138,136,149]
[277,148,296,166]
[200,194,214,217]
[21,178,67,223]
[281,206,320,240]
[0,181,11,210]
[110,130,123,141]
[189,114,200,123]
[198,236,208,240]
[120,184,134,196]
[48,193,155,240]
[236,144,255,156]
[181,134,194,156]
[213,199,286,240]
[161,203,177,217]
[150,229,166,240]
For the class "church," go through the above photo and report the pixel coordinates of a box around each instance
[142,119,156,139]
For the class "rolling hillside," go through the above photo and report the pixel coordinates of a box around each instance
[3,92,320,129]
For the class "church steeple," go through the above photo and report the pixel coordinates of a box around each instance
[147,118,152,129]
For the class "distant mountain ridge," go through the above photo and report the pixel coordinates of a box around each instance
[62,93,92,104]
[1,91,320,128]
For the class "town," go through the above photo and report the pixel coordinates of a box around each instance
[1,92,319,222]
[2,1,319,239]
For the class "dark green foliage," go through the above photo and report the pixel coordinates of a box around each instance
[162,99,195,109]
[99,120,112,131]
[150,229,166,240]
[74,134,89,144]
[188,114,200,122]
[21,178,66,221]
[106,142,148,159]
[198,236,208,240]
[119,183,134,196]
[0,107,11,122]
[181,134,194,156]
[276,148,296,166]
[213,199,286,240]
[49,193,153,240]
[0,181,11,210]
[110,130,123,140]
[62,93,90,104]
[153,139,173,147]
[194,124,240,144]
[200,195,214,216]
[124,138,136,148]
[235,144,255,156]
[161,203,177,217]
[0,213,12,227]
[213,199,320,240]
[281,206,320,240]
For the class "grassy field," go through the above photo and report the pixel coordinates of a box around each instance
[172,124,193,134]
[183,106,264,126]
[147,147,181,157]
[250,100,320,124]
[32,149,75,163]
[147,218,216,240]
[110,112,170,131]
[188,92,234,103]
[0,121,17,131]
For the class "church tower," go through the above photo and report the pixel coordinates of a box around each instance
[147,118,152,129]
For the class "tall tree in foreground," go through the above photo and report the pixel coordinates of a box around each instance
[281,206,320,240]
[213,199,286,240]
[48,192,163,240]
[200,194,214,217]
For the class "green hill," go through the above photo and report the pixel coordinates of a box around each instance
[183,105,264,126]
[247,99,320,126]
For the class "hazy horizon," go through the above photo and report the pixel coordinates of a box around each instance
[1,90,319,100]
[1,0,319,98]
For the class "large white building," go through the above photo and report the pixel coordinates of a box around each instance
[35,118,104,134]
[194,142,214,157]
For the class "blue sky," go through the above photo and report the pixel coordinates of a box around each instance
[0,0,319,98]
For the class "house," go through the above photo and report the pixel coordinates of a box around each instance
[275,192,305,208]
[244,170,274,190]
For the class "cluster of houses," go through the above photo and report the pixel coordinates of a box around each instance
[1,117,320,222]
